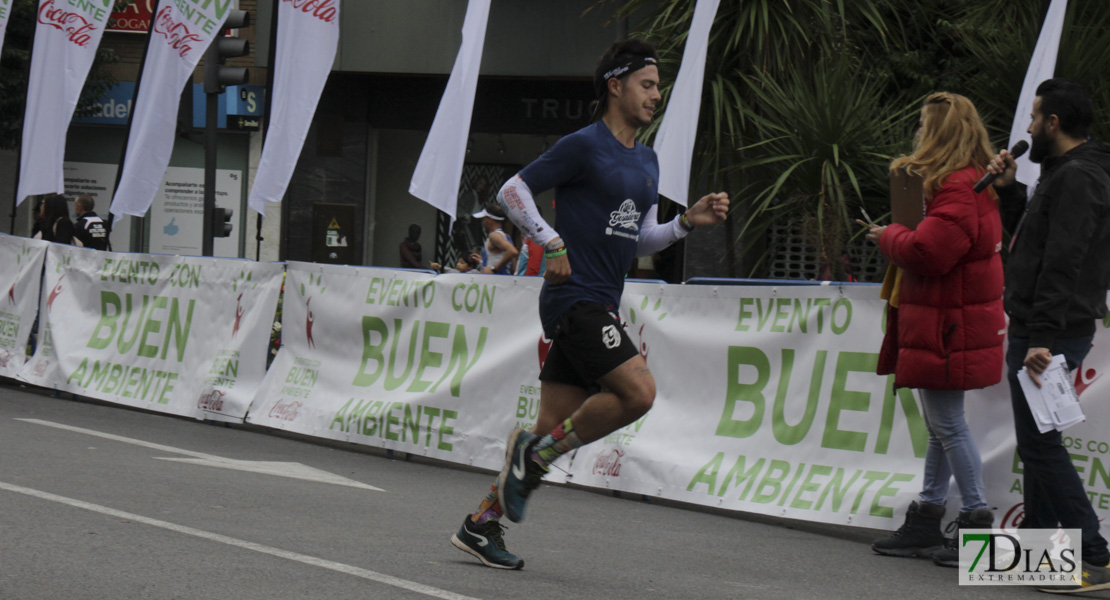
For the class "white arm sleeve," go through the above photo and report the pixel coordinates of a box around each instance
[497,175,560,249]
[636,205,690,256]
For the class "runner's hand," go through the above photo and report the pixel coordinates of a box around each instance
[685,192,730,227]
[545,253,570,284]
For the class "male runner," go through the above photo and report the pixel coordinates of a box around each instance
[450,38,730,569]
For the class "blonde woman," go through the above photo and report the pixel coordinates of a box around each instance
[867,93,1005,567]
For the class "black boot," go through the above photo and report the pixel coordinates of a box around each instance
[872,501,946,558]
[932,507,994,567]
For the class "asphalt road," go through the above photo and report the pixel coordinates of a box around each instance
[0,382,1100,600]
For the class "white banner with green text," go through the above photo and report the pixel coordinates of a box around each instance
[560,282,1110,531]
[0,235,49,378]
[16,245,282,422]
[245,262,570,481]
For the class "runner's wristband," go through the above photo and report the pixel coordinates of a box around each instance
[545,247,567,259]
[679,213,694,232]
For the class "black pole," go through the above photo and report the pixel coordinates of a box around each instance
[203,90,217,257]
[108,0,163,252]
[256,0,279,262]
[9,3,40,234]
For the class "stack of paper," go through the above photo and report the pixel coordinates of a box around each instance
[1017,355,1086,433]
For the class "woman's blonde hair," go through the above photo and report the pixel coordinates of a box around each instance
[891,92,995,198]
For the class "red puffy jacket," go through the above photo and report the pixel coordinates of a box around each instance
[877,165,1006,391]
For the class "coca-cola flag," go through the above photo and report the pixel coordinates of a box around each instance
[109,2,232,217]
[409,0,491,224]
[247,0,339,215]
[0,0,14,55]
[16,0,112,204]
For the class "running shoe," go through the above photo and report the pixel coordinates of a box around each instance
[450,516,523,570]
[497,429,545,523]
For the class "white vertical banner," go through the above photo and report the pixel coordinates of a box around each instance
[247,0,340,215]
[0,0,14,55]
[16,0,113,204]
[1010,0,1068,190]
[408,0,491,222]
[0,235,49,378]
[108,2,230,217]
[652,0,720,207]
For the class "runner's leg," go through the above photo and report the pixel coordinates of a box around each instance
[471,378,588,523]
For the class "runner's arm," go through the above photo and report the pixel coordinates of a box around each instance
[497,175,562,250]
[636,205,691,256]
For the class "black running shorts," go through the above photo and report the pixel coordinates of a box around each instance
[539,301,639,388]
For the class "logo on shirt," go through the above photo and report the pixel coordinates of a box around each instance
[609,199,641,231]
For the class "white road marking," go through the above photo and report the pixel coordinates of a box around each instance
[0,481,479,600]
[15,418,383,491]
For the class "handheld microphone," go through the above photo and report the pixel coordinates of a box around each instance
[974,140,1029,193]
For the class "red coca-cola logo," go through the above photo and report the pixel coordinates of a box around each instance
[197,389,226,412]
[33,359,50,378]
[593,449,624,477]
[1076,363,1101,397]
[153,6,203,59]
[283,0,338,23]
[999,503,1024,533]
[269,400,303,422]
[38,0,98,47]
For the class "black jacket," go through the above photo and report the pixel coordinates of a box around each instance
[75,211,110,250]
[1000,141,1110,348]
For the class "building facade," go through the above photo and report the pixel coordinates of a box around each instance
[3,0,646,268]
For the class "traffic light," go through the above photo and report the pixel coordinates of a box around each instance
[212,207,234,238]
[204,10,251,94]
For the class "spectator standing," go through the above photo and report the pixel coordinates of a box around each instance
[73,194,109,250]
[399,224,423,269]
[39,194,75,245]
[474,205,518,275]
[867,92,1004,567]
[986,78,1110,592]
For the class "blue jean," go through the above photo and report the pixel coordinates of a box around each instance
[918,389,988,512]
[1007,335,1109,565]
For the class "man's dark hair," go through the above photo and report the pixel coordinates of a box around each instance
[75,194,94,213]
[593,38,658,118]
[1036,78,1094,139]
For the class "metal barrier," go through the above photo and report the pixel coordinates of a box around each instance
[684,277,878,287]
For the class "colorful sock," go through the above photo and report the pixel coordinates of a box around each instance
[470,481,503,523]
[532,418,584,468]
